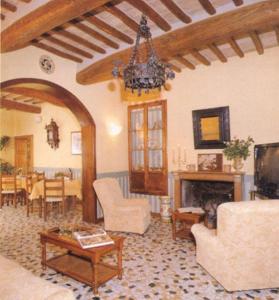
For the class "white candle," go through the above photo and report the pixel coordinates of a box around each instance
[184,149,187,162]
[178,145,181,160]
[172,149,175,164]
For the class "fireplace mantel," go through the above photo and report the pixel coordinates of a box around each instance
[173,171,244,209]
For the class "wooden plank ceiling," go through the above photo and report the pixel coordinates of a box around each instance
[1,0,279,85]
[0,91,42,113]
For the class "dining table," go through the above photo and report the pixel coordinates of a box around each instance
[29,179,82,200]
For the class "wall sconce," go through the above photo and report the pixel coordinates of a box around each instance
[45,119,60,149]
[108,123,122,136]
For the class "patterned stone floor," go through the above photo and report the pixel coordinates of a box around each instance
[0,206,278,300]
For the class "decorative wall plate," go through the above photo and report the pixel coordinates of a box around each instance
[39,55,55,74]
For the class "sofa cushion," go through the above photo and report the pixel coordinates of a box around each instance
[0,255,75,300]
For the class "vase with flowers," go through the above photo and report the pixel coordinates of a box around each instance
[223,136,254,171]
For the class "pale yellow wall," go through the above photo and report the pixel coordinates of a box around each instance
[11,104,81,168]
[0,110,15,164]
[1,46,128,173]
[1,46,279,176]
[162,47,279,175]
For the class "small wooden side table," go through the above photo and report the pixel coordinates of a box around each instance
[172,210,204,240]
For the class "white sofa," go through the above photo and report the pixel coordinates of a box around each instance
[0,255,75,300]
[93,178,151,234]
[191,200,279,291]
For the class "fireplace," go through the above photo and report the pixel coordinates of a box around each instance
[182,180,234,227]
[182,180,234,208]
[173,171,244,209]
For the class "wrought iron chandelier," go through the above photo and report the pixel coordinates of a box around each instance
[112,15,175,96]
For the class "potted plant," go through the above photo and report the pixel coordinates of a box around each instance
[223,136,254,171]
[0,136,10,151]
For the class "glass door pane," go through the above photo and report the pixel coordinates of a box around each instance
[147,106,163,171]
[130,108,144,171]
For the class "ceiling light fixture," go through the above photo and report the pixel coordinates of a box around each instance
[112,15,175,96]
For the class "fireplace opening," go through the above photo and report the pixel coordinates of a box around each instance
[182,180,234,227]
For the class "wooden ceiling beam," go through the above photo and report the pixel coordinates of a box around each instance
[159,0,191,24]
[104,4,139,32]
[42,35,94,58]
[1,13,5,20]
[53,28,106,53]
[18,0,32,3]
[249,31,264,55]
[232,0,243,6]
[1,0,112,53]
[1,0,17,12]
[189,49,211,65]
[275,26,279,45]
[228,37,244,57]
[174,56,195,70]
[168,63,181,73]
[207,43,227,62]
[198,0,216,15]
[0,98,41,114]
[2,87,65,107]
[32,41,83,63]
[77,1,279,84]
[23,98,35,102]
[70,20,119,49]
[84,14,133,44]
[10,95,30,101]
[125,0,171,31]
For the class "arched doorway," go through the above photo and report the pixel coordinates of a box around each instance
[0,78,97,223]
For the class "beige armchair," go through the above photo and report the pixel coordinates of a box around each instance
[93,178,151,234]
[191,200,279,291]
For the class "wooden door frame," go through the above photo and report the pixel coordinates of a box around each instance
[0,78,97,223]
[14,135,33,173]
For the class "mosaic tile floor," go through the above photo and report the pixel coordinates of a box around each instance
[0,206,278,300]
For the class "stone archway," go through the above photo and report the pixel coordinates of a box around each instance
[0,78,97,223]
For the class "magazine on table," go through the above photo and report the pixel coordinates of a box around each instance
[77,234,114,249]
[73,226,106,239]
[178,207,205,214]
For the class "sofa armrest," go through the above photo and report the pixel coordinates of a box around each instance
[191,224,228,255]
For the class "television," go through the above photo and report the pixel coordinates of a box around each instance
[254,142,279,199]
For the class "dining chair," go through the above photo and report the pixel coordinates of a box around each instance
[26,174,34,217]
[34,171,45,182]
[0,174,23,208]
[42,177,65,221]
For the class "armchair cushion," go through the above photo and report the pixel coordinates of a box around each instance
[93,178,151,234]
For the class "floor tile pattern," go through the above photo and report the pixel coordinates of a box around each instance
[0,206,278,300]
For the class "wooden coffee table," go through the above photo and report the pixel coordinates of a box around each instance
[172,210,204,240]
[40,228,125,294]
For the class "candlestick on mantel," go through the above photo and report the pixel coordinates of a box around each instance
[173,146,187,171]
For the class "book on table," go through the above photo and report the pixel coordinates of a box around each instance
[74,226,114,249]
[177,207,205,214]
[73,226,106,239]
[77,234,114,249]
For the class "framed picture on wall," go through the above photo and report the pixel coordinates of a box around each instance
[71,131,81,155]
[192,106,230,149]
[198,153,223,171]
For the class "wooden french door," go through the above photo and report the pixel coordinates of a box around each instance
[14,135,33,174]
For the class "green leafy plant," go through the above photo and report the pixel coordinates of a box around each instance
[223,136,254,160]
[0,159,15,174]
[0,136,10,151]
